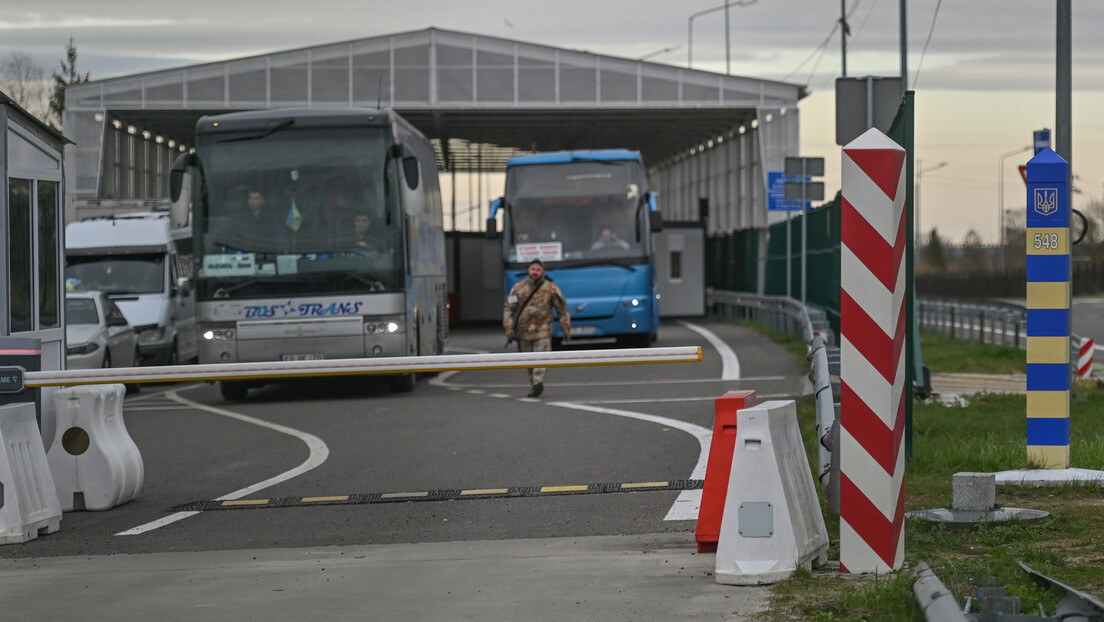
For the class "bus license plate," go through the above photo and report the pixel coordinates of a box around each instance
[280,353,325,361]
[570,326,597,336]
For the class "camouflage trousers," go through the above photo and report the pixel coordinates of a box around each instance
[518,337,551,386]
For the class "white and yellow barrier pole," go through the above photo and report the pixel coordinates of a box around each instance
[25,347,702,388]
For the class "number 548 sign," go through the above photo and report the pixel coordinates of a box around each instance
[1030,229,1066,254]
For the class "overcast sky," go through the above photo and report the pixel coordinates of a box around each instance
[3,1,1103,242]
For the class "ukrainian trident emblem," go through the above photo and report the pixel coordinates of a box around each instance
[1034,188,1058,217]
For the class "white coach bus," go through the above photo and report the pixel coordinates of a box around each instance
[170,108,447,400]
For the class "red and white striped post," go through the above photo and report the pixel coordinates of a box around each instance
[839,128,907,573]
[1078,337,1095,379]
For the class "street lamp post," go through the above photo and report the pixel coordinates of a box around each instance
[998,145,1032,268]
[687,0,757,71]
[916,159,948,245]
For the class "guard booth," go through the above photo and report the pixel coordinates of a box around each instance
[0,91,68,448]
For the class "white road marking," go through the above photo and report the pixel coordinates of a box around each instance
[117,387,330,536]
[678,320,740,379]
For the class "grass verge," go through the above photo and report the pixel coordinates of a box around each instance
[736,324,1104,620]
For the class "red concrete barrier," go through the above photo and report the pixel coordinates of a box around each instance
[695,389,757,553]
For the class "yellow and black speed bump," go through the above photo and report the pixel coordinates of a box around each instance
[170,479,704,512]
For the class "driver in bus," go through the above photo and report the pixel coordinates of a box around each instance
[591,227,629,250]
[346,210,383,252]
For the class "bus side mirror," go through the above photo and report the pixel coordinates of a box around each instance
[390,144,420,190]
[169,152,195,229]
[486,197,502,239]
[648,193,663,232]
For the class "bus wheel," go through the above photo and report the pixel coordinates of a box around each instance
[220,380,249,401]
[388,373,416,393]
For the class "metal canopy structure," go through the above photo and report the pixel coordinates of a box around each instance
[64,27,805,232]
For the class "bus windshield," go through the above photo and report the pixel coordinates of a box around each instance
[505,160,647,264]
[65,255,166,295]
[193,127,402,300]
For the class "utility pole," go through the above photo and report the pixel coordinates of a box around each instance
[899,0,908,94]
[840,0,849,77]
[725,2,731,75]
[1056,0,1072,165]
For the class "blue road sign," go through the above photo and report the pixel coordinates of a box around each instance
[768,171,810,211]
[1033,128,1051,155]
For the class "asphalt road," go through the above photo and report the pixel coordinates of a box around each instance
[1074,297,1104,347]
[1,319,809,559]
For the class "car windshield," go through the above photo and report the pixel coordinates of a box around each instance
[66,298,100,325]
[504,160,647,264]
[65,255,165,295]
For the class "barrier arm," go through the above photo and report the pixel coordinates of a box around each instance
[25,347,702,387]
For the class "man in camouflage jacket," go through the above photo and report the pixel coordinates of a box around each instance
[503,258,570,398]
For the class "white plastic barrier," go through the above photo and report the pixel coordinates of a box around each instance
[48,384,144,511]
[715,400,829,585]
[0,403,62,544]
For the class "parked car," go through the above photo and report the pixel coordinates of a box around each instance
[65,291,139,372]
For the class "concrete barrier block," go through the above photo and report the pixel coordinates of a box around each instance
[716,400,829,585]
[48,385,144,511]
[0,403,62,544]
[951,472,995,512]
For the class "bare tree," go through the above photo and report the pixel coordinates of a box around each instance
[0,50,50,121]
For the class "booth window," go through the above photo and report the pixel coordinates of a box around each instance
[7,178,32,332]
[37,180,60,329]
[669,250,683,282]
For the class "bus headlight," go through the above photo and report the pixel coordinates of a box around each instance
[631,298,640,306]
[364,315,404,335]
[202,326,236,341]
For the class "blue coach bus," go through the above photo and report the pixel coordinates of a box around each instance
[486,149,662,347]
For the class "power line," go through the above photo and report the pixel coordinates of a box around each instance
[783,0,863,86]
[912,0,944,89]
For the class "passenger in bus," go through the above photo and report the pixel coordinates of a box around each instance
[236,189,282,250]
[591,227,629,251]
[345,210,383,252]
[320,176,355,242]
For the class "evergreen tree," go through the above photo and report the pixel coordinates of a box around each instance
[924,228,947,272]
[48,36,90,130]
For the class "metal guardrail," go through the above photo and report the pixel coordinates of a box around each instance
[706,289,836,347]
[705,288,838,509]
[918,297,1089,378]
[918,298,1028,348]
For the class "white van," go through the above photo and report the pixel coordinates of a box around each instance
[64,211,198,366]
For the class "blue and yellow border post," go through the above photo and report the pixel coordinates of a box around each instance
[1025,148,1071,469]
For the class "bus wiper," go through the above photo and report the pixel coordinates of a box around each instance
[343,272,387,292]
[217,118,295,143]
[213,278,268,298]
[571,258,637,271]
